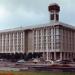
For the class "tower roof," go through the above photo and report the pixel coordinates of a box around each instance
[48,3,60,12]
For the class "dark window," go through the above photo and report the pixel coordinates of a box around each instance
[56,14,59,21]
[51,14,54,20]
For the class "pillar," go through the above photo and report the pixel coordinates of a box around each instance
[63,52,66,60]
[54,52,56,60]
[60,52,62,60]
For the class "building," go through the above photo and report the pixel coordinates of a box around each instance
[0,3,75,61]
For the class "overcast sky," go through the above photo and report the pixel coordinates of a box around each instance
[0,0,74,30]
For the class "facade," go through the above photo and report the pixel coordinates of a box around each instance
[0,3,75,61]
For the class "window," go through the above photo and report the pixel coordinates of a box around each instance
[48,29,51,35]
[34,44,36,50]
[48,43,51,49]
[55,43,60,49]
[39,44,41,49]
[44,43,46,49]
[44,36,46,43]
[38,30,41,36]
[34,30,36,35]
[44,29,46,35]
[55,28,59,35]
[55,35,59,39]
[51,14,54,20]
[55,39,60,43]
[56,14,59,21]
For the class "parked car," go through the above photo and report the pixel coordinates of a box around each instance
[17,59,25,63]
[45,60,54,64]
[56,60,72,64]
[32,58,40,64]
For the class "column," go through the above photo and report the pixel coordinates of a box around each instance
[62,52,64,60]
[42,29,45,59]
[23,31,25,52]
[68,52,70,60]
[2,34,5,53]
[67,52,69,60]
[5,34,6,53]
[73,53,74,60]
[13,33,15,53]
[32,30,34,53]
[41,29,42,52]
[36,30,38,52]
[54,52,56,60]
[64,52,66,60]
[17,32,18,53]
[7,34,9,53]
[46,29,49,61]
[51,28,53,51]
[0,34,2,53]
[20,32,23,53]
[60,52,62,60]
[70,52,73,60]
[2,34,3,53]
[53,27,56,60]
[9,34,11,53]
[5,34,7,53]
[49,52,51,60]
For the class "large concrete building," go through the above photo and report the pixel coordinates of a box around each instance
[0,3,75,61]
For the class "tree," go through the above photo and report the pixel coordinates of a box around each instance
[32,53,38,58]
[27,53,33,60]
[37,53,42,58]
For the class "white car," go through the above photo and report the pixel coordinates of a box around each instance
[17,59,25,63]
[45,60,54,64]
